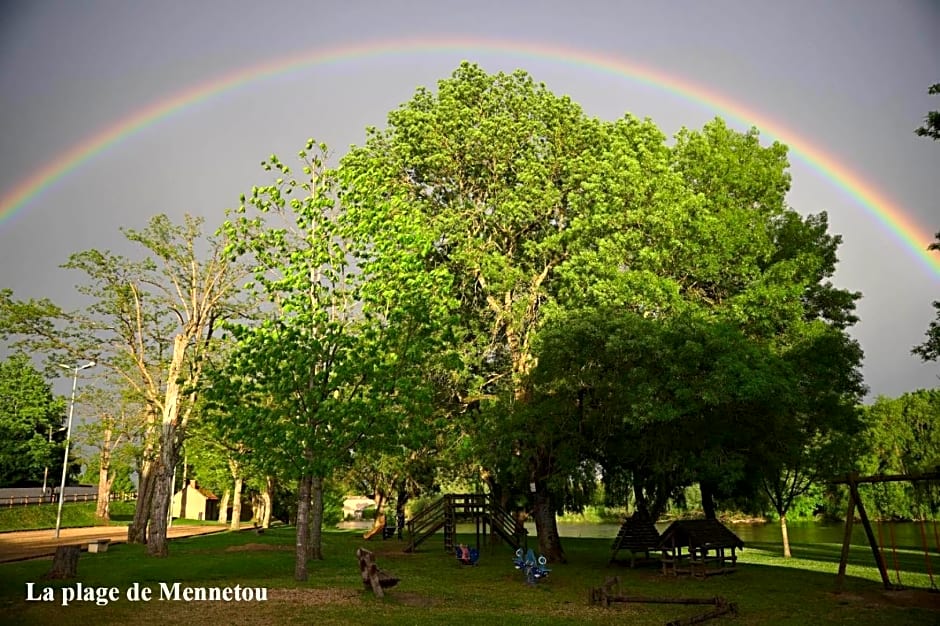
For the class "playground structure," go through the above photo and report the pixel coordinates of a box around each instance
[832,469,940,591]
[404,493,525,553]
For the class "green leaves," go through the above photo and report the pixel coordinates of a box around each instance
[0,354,66,486]
[211,142,454,484]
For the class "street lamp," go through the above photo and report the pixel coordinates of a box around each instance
[54,360,95,539]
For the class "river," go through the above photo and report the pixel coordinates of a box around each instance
[545,520,936,550]
[339,519,936,550]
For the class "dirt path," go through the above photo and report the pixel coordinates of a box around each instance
[0,524,228,562]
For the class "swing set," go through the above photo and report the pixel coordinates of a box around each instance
[832,469,940,591]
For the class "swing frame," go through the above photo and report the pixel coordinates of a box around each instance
[832,469,940,591]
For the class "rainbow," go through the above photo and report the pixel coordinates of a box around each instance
[1,37,937,277]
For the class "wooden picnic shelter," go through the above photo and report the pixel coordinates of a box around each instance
[657,519,743,578]
[609,511,662,566]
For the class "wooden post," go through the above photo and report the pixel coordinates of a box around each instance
[850,481,892,589]
[836,486,856,590]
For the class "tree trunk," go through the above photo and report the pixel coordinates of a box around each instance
[532,487,567,563]
[95,427,114,521]
[128,458,155,544]
[145,459,171,556]
[218,489,230,524]
[146,422,180,557]
[230,475,243,531]
[395,483,409,539]
[700,481,718,520]
[633,481,651,519]
[262,476,274,528]
[780,514,792,558]
[308,475,324,560]
[363,491,387,540]
[44,545,80,580]
[294,474,313,581]
[146,333,188,557]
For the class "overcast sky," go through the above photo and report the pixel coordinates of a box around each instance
[0,0,938,400]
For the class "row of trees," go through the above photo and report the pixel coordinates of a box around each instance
[0,65,934,576]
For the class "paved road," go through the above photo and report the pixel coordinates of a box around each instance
[0,525,227,562]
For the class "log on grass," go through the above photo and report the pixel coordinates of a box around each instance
[666,601,738,625]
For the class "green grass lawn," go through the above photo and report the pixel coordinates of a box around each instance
[0,527,936,625]
[0,501,138,533]
[0,501,227,533]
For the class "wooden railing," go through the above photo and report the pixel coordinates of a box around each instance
[405,495,447,552]
[2,492,137,508]
[404,493,525,553]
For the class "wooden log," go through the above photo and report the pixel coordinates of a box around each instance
[44,545,80,580]
[665,601,738,625]
[604,595,725,606]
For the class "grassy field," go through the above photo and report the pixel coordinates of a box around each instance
[0,501,139,533]
[0,526,937,625]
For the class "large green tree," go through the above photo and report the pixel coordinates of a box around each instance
[0,355,66,487]
[208,144,451,580]
[340,63,864,563]
[342,63,857,561]
[341,63,623,562]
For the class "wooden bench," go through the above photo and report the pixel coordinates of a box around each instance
[88,539,111,553]
[356,548,399,598]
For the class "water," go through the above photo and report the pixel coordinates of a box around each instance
[338,518,937,550]
[536,520,936,550]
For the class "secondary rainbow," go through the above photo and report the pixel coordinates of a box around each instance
[1,37,937,276]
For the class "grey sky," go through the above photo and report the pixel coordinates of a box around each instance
[1,0,938,400]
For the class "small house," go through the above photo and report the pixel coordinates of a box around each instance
[172,480,219,521]
[342,495,376,521]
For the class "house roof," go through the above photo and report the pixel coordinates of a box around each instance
[611,512,661,551]
[195,486,218,500]
[176,482,218,500]
[656,519,744,550]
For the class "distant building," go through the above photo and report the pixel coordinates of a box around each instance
[172,480,219,521]
[343,495,376,520]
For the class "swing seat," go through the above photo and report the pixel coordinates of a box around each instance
[456,546,479,565]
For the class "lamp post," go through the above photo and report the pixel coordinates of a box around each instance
[54,360,95,538]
